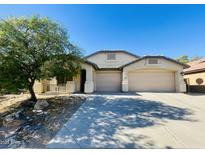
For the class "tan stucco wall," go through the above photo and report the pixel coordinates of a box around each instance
[87,52,137,68]
[49,77,57,92]
[33,80,49,94]
[81,63,95,93]
[66,81,75,93]
[184,72,205,85]
[33,80,43,94]
[124,58,184,71]
[93,69,97,91]
[122,58,186,92]
[34,77,77,94]
[74,73,81,92]
[33,63,95,94]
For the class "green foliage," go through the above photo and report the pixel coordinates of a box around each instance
[0,16,82,101]
[0,52,26,94]
[41,44,83,80]
[176,55,190,64]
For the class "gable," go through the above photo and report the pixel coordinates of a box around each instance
[122,56,186,72]
[86,50,138,68]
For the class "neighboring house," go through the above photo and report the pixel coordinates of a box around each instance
[34,50,187,94]
[184,59,205,93]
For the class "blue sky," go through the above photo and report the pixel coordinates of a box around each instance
[0,4,205,58]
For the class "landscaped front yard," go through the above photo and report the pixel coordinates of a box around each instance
[1,92,205,149]
[0,94,85,148]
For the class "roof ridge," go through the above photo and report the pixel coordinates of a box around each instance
[120,55,188,68]
[85,50,140,59]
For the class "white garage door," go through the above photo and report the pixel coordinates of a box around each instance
[96,71,121,92]
[128,70,175,92]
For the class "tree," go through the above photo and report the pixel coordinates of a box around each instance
[190,56,204,62]
[176,55,189,64]
[41,44,83,80]
[0,56,26,94]
[0,16,82,101]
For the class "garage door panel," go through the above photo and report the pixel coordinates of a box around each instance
[128,70,175,92]
[96,71,121,92]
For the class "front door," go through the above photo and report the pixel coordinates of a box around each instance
[80,70,86,92]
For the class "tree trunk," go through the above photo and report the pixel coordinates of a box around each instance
[28,84,37,102]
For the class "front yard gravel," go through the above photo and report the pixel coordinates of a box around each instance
[0,95,85,148]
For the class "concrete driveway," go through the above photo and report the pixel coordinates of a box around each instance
[47,93,205,149]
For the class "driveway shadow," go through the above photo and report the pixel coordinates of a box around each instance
[49,95,194,149]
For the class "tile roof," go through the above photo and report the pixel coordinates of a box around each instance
[84,60,99,69]
[184,59,205,74]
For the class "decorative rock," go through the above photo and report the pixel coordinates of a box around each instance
[32,110,43,113]
[4,113,15,122]
[0,131,5,140]
[14,109,23,119]
[34,100,49,110]
[27,101,36,107]
[28,118,33,122]
[43,111,48,115]
[0,95,84,148]
[3,119,25,128]
[7,137,21,148]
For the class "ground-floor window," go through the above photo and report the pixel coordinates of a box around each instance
[56,76,73,86]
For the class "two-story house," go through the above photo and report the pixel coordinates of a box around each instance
[34,50,187,94]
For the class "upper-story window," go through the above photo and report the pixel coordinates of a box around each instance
[107,53,116,60]
[148,58,158,64]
